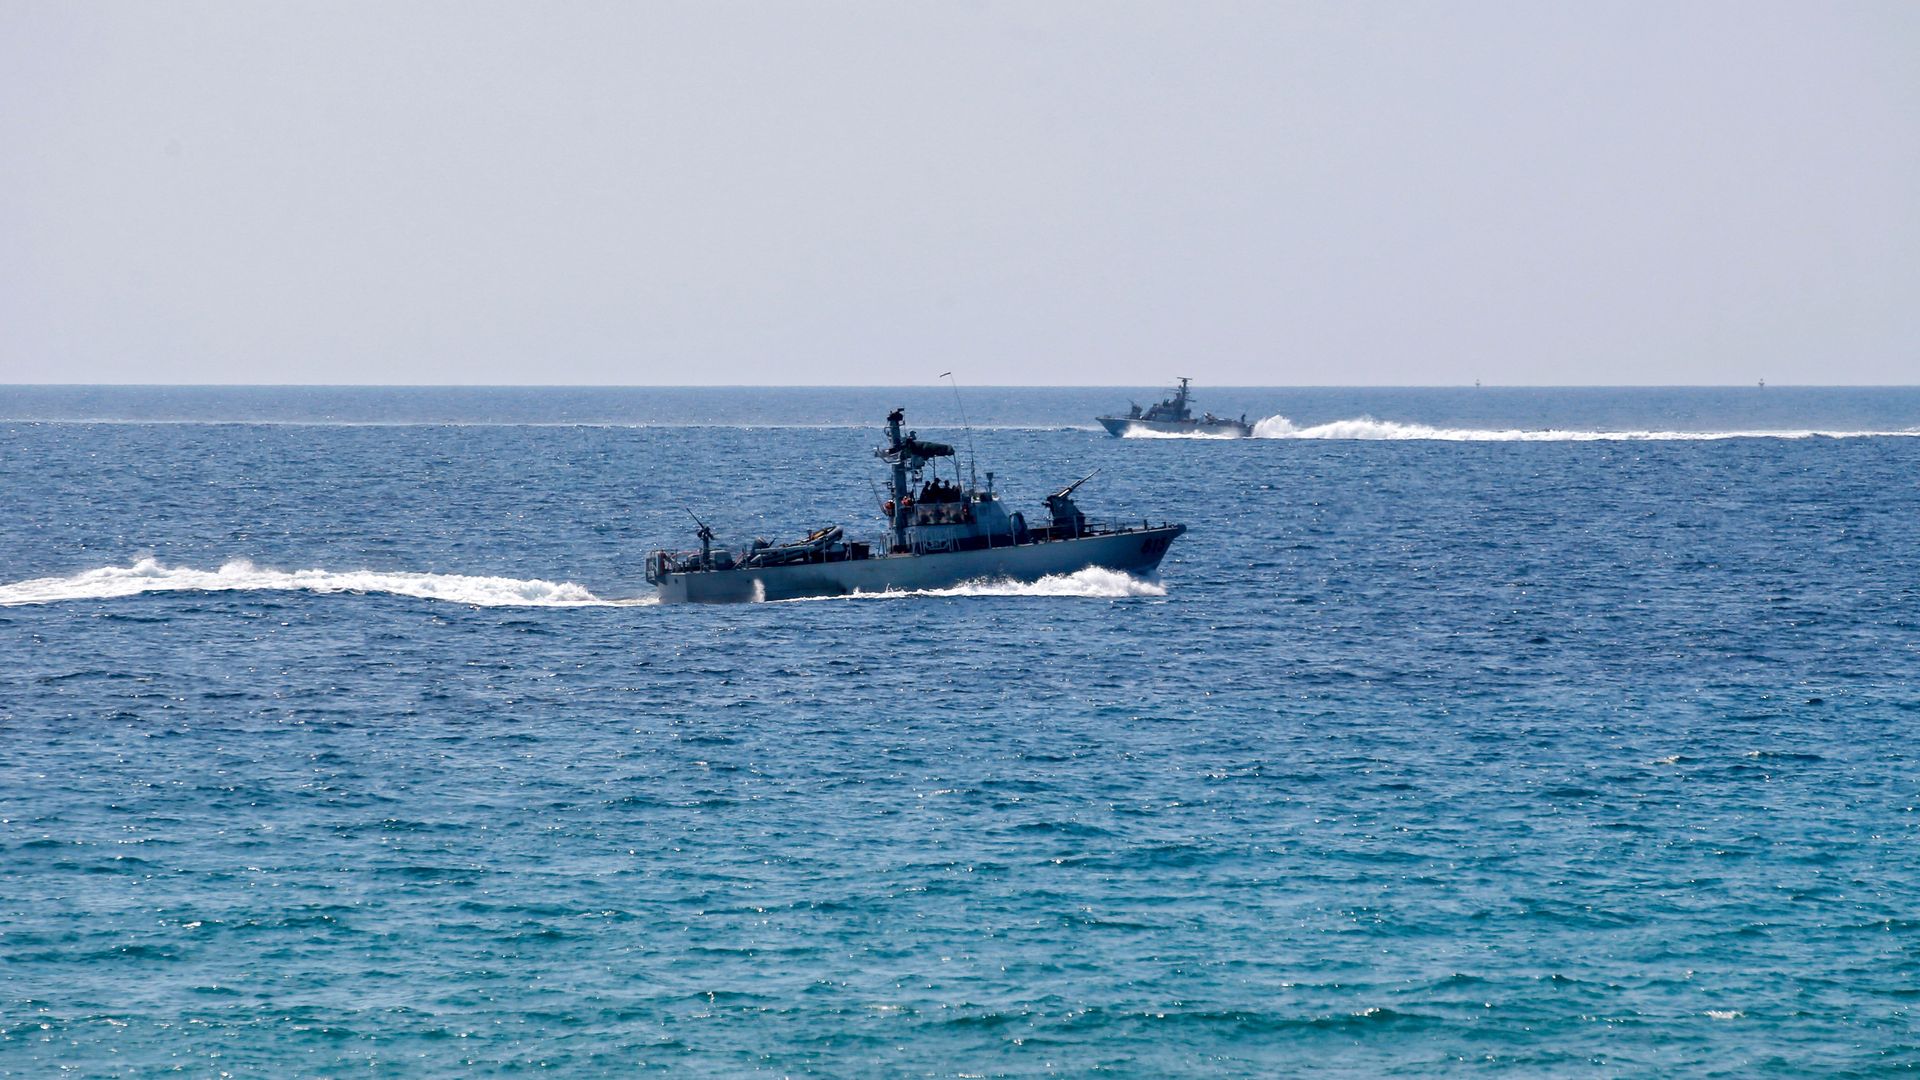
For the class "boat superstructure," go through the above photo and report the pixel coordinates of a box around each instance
[644,409,1185,603]
[1097,378,1253,438]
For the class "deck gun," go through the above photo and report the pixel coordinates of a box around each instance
[1045,470,1097,538]
[687,510,716,569]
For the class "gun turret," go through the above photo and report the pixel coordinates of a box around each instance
[1050,470,1098,502]
[1045,470,1097,538]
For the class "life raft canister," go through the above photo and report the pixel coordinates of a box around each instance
[883,500,896,515]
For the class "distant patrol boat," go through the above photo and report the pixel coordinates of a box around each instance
[645,409,1186,603]
[1096,378,1252,438]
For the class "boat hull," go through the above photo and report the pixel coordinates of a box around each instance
[1097,416,1253,438]
[654,525,1184,604]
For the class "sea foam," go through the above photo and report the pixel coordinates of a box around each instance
[0,558,651,608]
[822,566,1166,601]
[0,559,1163,607]
[1248,415,1920,441]
[1119,427,1243,440]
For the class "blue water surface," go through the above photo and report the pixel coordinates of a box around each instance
[2,387,1919,1076]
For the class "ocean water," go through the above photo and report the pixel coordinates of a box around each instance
[3,386,1919,1076]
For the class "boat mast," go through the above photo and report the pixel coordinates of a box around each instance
[886,408,909,550]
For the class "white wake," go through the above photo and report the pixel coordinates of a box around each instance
[1119,427,1242,440]
[799,566,1166,602]
[0,558,655,608]
[1248,415,1920,441]
[0,559,1164,608]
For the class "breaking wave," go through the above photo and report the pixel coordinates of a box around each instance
[0,558,655,608]
[1248,415,1920,441]
[816,566,1166,601]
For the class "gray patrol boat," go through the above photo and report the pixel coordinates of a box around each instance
[645,408,1186,603]
[1097,377,1253,438]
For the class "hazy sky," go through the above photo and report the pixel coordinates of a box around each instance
[4,1,1916,386]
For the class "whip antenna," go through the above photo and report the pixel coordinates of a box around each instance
[940,371,978,490]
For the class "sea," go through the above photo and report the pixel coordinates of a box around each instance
[3,385,1918,1076]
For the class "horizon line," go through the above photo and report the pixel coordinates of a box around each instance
[5,382,1914,391]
